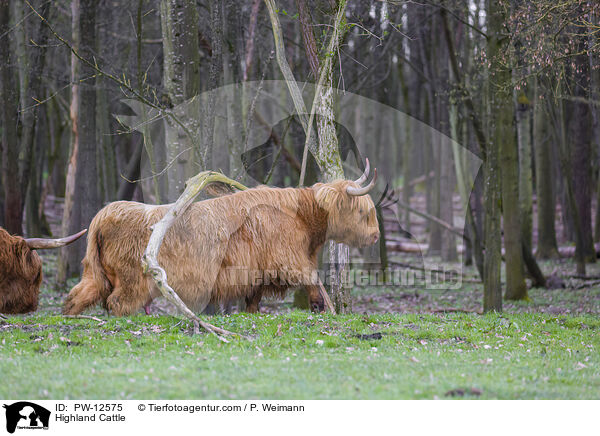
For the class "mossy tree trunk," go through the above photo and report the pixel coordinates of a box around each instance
[483,0,509,310]
[292,0,350,313]
[487,0,528,301]
[499,101,528,301]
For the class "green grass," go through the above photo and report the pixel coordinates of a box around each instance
[2,252,598,399]
[1,311,598,399]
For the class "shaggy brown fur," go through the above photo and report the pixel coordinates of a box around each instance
[63,179,380,316]
[0,228,43,314]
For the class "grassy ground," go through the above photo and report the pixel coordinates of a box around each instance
[1,310,598,399]
[1,254,599,399]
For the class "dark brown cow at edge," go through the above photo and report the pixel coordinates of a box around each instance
[0,228,87,314]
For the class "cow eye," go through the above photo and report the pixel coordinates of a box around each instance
[359,208,364,214]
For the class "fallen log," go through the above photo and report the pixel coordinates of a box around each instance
[386,241,426,253]
[386,240,466,254]
[557,243,600,258]
[394,199,469,242]
[395,172,434,192]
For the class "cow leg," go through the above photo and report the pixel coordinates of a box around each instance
[245,288,263,313]
[306,285,325,313]
[105,282,148,316]
[106,288,142,316]
[103,267,152,316]
[63,278,102,315]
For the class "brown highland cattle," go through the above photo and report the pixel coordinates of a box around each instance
[0,228,87,314]
[63,164,380,316]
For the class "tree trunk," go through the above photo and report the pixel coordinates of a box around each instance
[201,0,223,170]
[516,89,533,250]
[17,1,52,221]
[440,126,457,261]
[483,0,507,310]
[0,0,23,235]
[489,5,528,301]
[499,101,528,301]
[160,0,201,199]
[590,12,600,242]
[533,79,558,258]
[569,36,595,262]
[555,83,586,275]
[58,0,100,279]
[292,0,350,313]
[70,0,100,272]
[57,0,81,285]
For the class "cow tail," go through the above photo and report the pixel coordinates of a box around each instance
[62,217,112,315]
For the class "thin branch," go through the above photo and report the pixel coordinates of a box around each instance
[63,314,106,324]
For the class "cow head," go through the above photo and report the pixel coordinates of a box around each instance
[313,159,380,248]
[0,228,87,314]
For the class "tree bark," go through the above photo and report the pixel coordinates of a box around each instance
[160,0,201,199]
[488,1,528,301]
[569,35,595,262]
[69,0,100,273]
[57,0,81,285]
[201,0,223,169]
[58,0,100,279]
[533,79,558,258]
[18,1,52,217]
[0,0,23,235]
[483,0,506,310]
[273,0,350,312]
[555,82,586,275]
[516,90,533,250]
[499,98,527,300]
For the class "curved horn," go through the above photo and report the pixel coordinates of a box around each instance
[354,158,370,185]
[25,229,87,250]
[347,168,378,196]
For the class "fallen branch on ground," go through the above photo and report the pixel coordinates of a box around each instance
[63,315,106,324]
[387,260,482,283]
[429,307,480,314]
[567,274,600,280]
[573,280,600,290]
[558,243,600,258]
[395,199,469,242]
